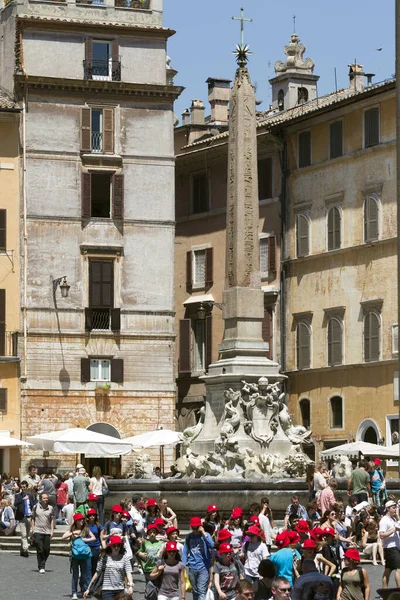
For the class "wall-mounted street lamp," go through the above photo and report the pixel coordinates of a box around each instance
[196,301,224,320]
[52,275,71,300]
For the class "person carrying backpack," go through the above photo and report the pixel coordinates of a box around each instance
[62,512,95,599]
[337,549,370,600]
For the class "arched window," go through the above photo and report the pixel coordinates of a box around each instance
[297,322,311,369]
[364,311,380,362]
[327,317,343,366]
[299,398,311,428]
[364,195,379,242]
[296,213,310,257]
[327,206,341,250]
[278,90,285,111]
[298,87,309,104]
[330,396,343,429]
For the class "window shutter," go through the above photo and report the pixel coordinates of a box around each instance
[365,108,379,147]
[0,289,5,356]
[0,210,6,252]
[85,38,93,61]
[0,389,7,412]
[111,308,121,331]
[268,236,276,275]
[81,358,91,383]
[186,251,192,291]
[112,173,124,219]
[205,247,213,287]
[262,308,273,360]
[81,108,91,152]
[297,214,309,257]
[90,261,113,308]
[111,358,124,383]
[103,109,114,154]
[297,322,310,369]
[82,172,92,219]
[330,120,343,158]
[328,207,341,250]
[365,312,380,362]
[327,208,334,250]
[365,196,378,241]
[257,157,273,200]
[111,39,119,81]
[328,318,342,366]
[205,315,212,370]
[299,131,311,168]
[179,319,191,374]
[85,308,93,332]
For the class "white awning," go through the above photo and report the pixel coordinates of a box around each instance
[183,294,214,306]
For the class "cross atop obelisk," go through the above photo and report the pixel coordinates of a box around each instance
[232,7,253,47]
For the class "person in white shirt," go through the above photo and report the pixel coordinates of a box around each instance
[61,496,75,525]
[313,463,329,499]
[129,495,145,535]
[241,526,269,583]
[379,500,400,588]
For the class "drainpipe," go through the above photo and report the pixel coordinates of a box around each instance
[22,94,27,380]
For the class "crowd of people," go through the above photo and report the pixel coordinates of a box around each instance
[0,458,400,600]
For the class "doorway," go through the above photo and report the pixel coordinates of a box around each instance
[82,422,122,478]
[364,426,378,444]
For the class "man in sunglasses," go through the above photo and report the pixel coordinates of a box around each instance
[271,577,292,600]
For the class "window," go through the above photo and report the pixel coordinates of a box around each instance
[84,39,121,82]
[81,107,114,154]
[90,358,111,382]
[364,311,380,362]
[387,415,400,446]
[260,236,276,277]
[85,260,120,332]
[330,120,343,159]
[262,306,273,360]
[186,248,213,291]
[298,131,311,168]
[258,157,273,200]
[298,87,308,104]
[81,358,123,383]
[296,214,310,257]
[191,171,209,214]
[296,322,311,369]
[178,316,212,375]
[0,210,6,252]
[393,324,398,355]
[327,317,343,366]
[0,289,5,356]
[299,398,311,428]
[364,195,379,242]
[364,107,380,148]
[81,172,124,219]
[278,90,284,111]
[0,389,7,413]
[330,396,343,429]
[327,206,341,250]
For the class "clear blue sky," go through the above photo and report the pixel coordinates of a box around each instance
[163,0,395,121]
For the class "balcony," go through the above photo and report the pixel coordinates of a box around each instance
[92,132,103,153]
[85,308,120,332]
[0,330,19,361]
[83,60,121,82]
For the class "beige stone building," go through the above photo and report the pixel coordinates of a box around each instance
[0,89,21,474]
[0,0,182,475]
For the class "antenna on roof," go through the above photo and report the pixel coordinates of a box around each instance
[334,67,338,93]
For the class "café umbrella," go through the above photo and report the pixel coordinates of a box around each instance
[123,429,183,475]
[27,427,132,456]
[320,441,400,460]
[0,435,33,448]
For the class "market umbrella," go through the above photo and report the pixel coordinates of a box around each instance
[27,427,131,456]
[124,429,183,475]
[320,441,400,460]
[0,436,33,448]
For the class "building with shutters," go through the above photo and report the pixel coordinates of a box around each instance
[0,0,182,474]
[0,90,21,474]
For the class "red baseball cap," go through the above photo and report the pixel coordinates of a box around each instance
[287,531,300,544]
[249,516,260,525]
[88,493,98,501]
[111,504,123,514]
[190,517,202,528]
[166,526,179,537]
[218,543,233,555]
[147,524,158,533]
[310,527,324,542]
[108,535,123,547]
[231,508,243,519]
[275,532,290,549]
[323,527,336,537]
[345,548,360,562]
[295,520,310,533]
[154,518,165,527]
[87,508,97,516]
[147,498,157,507]
[165,541,178,552]
[218,529,232,542]
[73,513,85,522]
[207,504,219,513]
[303,539,316,549]
[121,511,130,519]
[374,458,382,465]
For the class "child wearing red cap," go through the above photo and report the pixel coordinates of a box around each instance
[62,513,95,599]
[337,549,370,600]
[158,526,184,557]
[213,543,242,600]
[228,508,245,549]
[203,504,220,538]
[241,526,269,584]
[144,498,160,529]
[138,524,164,582]
[101,505,127,548]
[86,508,103,576]
[150,541,185,600]
[270,532,300,587]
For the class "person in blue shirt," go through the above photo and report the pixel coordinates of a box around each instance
[182,516,214,600]
[270,532,300,587]
[86,508,102,576]
[369,458,387,506]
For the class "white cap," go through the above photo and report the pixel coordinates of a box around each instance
[386,500,397,508]
[76,464,84,470]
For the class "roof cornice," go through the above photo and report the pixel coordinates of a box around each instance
[14,74,184,101]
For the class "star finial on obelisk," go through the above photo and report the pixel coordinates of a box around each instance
[232,7,253,67]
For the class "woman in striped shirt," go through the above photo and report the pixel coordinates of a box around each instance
[84,535,133,599]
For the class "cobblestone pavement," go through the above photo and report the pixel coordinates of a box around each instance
[0,551,393,599]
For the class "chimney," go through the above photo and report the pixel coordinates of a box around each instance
[190,99,205,125]
[348,63,365,93]
[181,108,191,126]
[206,77,231,124]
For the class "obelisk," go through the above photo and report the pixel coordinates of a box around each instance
[191,39,283,457]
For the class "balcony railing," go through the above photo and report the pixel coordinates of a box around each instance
[83,60,121,82]
[0,330,18,357]
[115,0,150,8]
[85,308,120,332]
[92,132,103,153]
